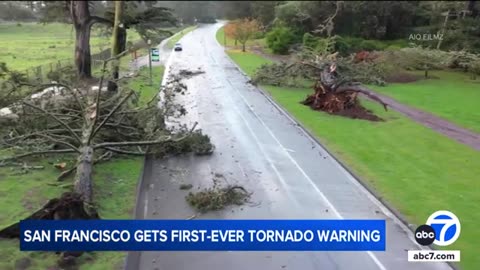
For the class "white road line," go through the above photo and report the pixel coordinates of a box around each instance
[216,76,303,209]
[224,76,387,270]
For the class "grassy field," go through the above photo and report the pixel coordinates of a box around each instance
[167,25,197,48]
[0,65,164,270]
[226,50,480,270]
[0,23,144,74]
[369,71,480,133]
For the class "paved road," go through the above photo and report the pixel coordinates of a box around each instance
[126,23,453,270]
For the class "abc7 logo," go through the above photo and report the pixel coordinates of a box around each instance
[415,210,461,246]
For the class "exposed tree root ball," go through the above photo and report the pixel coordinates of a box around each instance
[302,90,383,121]
[300,63,388,122]
[0,192,99,239]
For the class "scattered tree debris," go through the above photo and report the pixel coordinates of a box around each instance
[0,50,214,240]
[178,69,205,78]
[54,162,68,170]
[185,177,251,213]
[179,183,193,190]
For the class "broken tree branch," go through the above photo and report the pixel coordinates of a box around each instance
[22,101,82,143]
[93,122,198,149]
[0,149,76,162]
[101,147,145,156]
[35,133,80,153]
[91,90,135,139]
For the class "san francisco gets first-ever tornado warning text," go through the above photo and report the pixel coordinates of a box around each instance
[23,229,382,243]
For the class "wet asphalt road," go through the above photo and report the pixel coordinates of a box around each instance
[126,23,453,270]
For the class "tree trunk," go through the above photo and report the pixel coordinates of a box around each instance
[118,28,127,54]
[242,42,246,52]
[72,1,93,79]
[74,26,93,79]
[74,146,94,203]
[467,0,478,17]
[437,9,450,50]
[108,1,125,92]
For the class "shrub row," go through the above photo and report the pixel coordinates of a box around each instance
[264,26,411,56]
[303,33,409,55]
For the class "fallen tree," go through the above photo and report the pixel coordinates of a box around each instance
[301,61,388,121]
[253,50,389,121]
[0,50,213,241]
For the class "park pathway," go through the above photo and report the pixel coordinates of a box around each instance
[357,86,480,151]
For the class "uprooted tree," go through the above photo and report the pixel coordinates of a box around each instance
[253,43,389,121]
[0,49,213,241]
[300,59,388,121]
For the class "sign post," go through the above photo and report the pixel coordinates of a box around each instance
[151,48,160,62]
[147,40,152,85]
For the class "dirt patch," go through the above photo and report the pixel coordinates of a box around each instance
[385,72,422,83]
[302,89,385,122]
[335,106,383,121]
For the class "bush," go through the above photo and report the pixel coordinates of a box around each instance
[266,26,296,54]
[385,44,403,51]
[470,60,480,78]
[387,39,409,48]
[333,36,352,56]
[303,33,320,49]
[341,37,363,52]
[384,47,449,71]
[252,31,265,39]
[358,40,387,51]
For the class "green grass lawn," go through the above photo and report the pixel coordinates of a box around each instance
[128,65,165,105]
[0,23,142,72]
[167,25,197,49]
[226,50,480,270]
[0,65,164,270]
[369,71,480,133]
[0,155,143,270]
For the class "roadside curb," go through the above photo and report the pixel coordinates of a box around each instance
[123,154,152,270]
[124,34,175,270]
[224,47,458,270]
[222,48,415,227]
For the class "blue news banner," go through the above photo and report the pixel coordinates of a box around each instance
[20,220,385,251]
